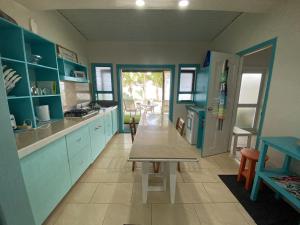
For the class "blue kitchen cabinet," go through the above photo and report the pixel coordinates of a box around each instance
[20,137,71,225]
[104,111,113,143]
[66,125,92,184]
[89,116,106,161]
[112,107,118,134]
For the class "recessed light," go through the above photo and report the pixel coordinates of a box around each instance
[136,0,145,7]
[178,0,189,8]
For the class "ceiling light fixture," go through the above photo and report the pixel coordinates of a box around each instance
[178,0,189,8]
[136,0,145,7]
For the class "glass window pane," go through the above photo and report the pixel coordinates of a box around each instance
[239,73,262,104]
[178,94,192,101]
[236,107,256,128]
[97,93,113,100]
[164,71,171,101]
[96,67,112,92]
[179,71,194,92]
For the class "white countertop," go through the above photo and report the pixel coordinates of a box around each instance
[16,106,117,159]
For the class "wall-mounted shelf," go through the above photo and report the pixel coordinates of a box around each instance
[57,57,88,83]
[59,76,89,83]
[0,17,64,128]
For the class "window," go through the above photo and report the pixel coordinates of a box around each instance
[236,72,264,130]
[92,64,114,100]
[177,65,199,103]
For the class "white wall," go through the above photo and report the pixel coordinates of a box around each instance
[88,41,211,121]
[213,0,300,171]
[0,0,88,64]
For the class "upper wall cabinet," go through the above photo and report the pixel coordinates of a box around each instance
[57,57,88,83]
[0,18,63,128]
[0,20,25,62]
[23,30,57,69]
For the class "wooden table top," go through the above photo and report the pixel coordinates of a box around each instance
[129,114,199,162]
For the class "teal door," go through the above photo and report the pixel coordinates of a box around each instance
[89,116,106,161]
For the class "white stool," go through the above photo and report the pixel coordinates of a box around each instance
[231,126,253,156]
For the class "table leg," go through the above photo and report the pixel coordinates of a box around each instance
[250,142,268,201]
[141,162,149,204]
[231,134,238,155]
[169,162,177,204]
[247,135,252,148]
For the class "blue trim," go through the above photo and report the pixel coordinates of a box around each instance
[237,38,277,149]
[177,64,201,104]
[116,64,176,133]
[91,63,114,101]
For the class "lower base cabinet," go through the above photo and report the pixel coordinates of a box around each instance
[20,138,71,225]
[20,107,118,225]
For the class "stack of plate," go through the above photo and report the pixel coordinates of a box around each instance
[2,65,22,94]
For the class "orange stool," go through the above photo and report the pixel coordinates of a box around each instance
[237,148,269,190]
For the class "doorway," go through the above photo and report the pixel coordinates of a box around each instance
[231,40,277,155]
[117,65,175,133]
[121,71,171,131]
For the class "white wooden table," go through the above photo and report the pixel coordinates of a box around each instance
[128,114,198,203]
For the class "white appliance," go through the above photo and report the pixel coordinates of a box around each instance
[185,109,199,145]
[10,114,17,129]
[36,105,50,122]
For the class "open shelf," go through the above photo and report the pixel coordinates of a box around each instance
[7,96,30,100]
[24,30,57,68]
[32,95,63,121]
[59,75,89,83]
[57,57,88,83]
[32,94,60,98]
[0,18,64,128]
[258,170,300,209]
[1,58,31,97]
[7,97,35,127]
[0,18,25,61]
[28,65,60,95]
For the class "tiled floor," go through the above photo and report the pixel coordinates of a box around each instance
[44,134,256,225]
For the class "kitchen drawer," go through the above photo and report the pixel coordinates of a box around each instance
[69,145,91,184]
[89,117,105,161]
[66,125,90,159]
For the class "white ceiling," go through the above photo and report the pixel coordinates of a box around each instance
[59,9,241,41]
[16,0,280,13]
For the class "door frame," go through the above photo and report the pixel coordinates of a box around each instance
[236,38,277,148]
[116,64,176,133]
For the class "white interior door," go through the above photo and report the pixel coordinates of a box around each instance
[202,51,243,157]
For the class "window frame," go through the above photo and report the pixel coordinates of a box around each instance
[91,63,114,101]
[236,67,267,132]
[177,64,200,104]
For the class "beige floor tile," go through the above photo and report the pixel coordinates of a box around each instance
[175,183,212,203]
[91,183,133,203]
[209,167,239,175]
[181,170,221,183]
[80,168,137,183]
[65,183,98,204]
[54,203,107,225]
[91,157,111,169]
[132,182,170,203]
[212,157,239,169]
[43,199,66,225]
[194,203,249,225]
[203,182,238,203]
[102,203,151,225]
[152,204,201,225]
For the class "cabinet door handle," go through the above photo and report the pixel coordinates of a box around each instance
[76,137,82,142]
[95,125,102,130]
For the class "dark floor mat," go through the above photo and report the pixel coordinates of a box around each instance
[219,175,300,225]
